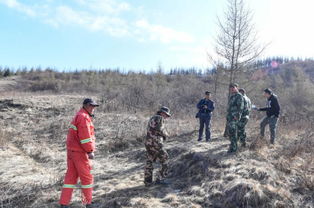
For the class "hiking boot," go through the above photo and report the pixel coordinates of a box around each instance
[155,179,171,186]
[86,203,98,208]
[60,205,69,208]
[144,178,153,187]
[241,142,246,148]
[197,138,202,142]
[145,182,153,187]
[206,138,211,142]
[227,149,236,154]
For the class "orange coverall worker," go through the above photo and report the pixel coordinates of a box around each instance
[59,108,96,205]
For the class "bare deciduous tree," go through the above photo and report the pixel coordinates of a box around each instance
[209,0,267,136]
[210,0,267,89]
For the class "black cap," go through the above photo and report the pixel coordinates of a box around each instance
[83,98,99,107]
[229,83,239,88]
[205,91,211,95]
[264,88,272,95]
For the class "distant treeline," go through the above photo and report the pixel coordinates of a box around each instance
[1,56,314,77]
[0,58,312,124]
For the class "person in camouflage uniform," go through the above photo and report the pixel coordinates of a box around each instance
[144,106,171,186]
[238,88,252,147]
[226,83,245,153]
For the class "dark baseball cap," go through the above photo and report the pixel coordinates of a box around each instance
[83,98,99,106]
[264,88,272,95]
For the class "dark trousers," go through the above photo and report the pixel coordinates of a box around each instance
[260,116,278,144]
[198,116,211,141]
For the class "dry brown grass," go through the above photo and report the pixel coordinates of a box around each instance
[281,132,314,159]
[0,182,37,208]
[0,129,8,149]
[7,60,313,124]
[296,172,314,192]
[1,63,314,207]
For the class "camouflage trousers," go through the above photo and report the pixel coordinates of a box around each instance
[227,120,239,152]
[227,116,249,152]
[144,137,169,185]
[238,116,249,145]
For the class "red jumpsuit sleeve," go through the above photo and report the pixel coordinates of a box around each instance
[77,115,95,153]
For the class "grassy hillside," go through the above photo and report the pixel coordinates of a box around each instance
[4,60,314,121]
[0,61,313,207]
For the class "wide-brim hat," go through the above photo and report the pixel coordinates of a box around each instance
[159,106,171,117]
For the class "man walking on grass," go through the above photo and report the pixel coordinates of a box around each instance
[59,98,99,208]
[226,83,244,153]
[196,91,215,142]
[144,106,171,186]
[238,88,252,147]
[257,88,280,144]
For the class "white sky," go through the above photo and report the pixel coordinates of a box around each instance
[0,0,313,70]
[253,0,314,58]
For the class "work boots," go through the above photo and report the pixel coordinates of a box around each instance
[144,177,153,187]
[60,203,97,207]
[155,178,171,186]
[60,204,97,207]
[86,203,100,208]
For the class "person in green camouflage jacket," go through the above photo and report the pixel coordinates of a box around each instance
[226,83,245,153]
[144,107,171,186]
[238,88,252,147]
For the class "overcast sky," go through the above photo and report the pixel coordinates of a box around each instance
[0,0,313,71]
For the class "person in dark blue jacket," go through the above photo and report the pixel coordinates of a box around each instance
[196,91,215,141]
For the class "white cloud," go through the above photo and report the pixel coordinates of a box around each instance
[54,6,88,26]
[44,5,130,37]
[0,0,36,16]
[134,19,195,43]
[0,0,194,44]
[74,0,131,15]
[168,39,213,68]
